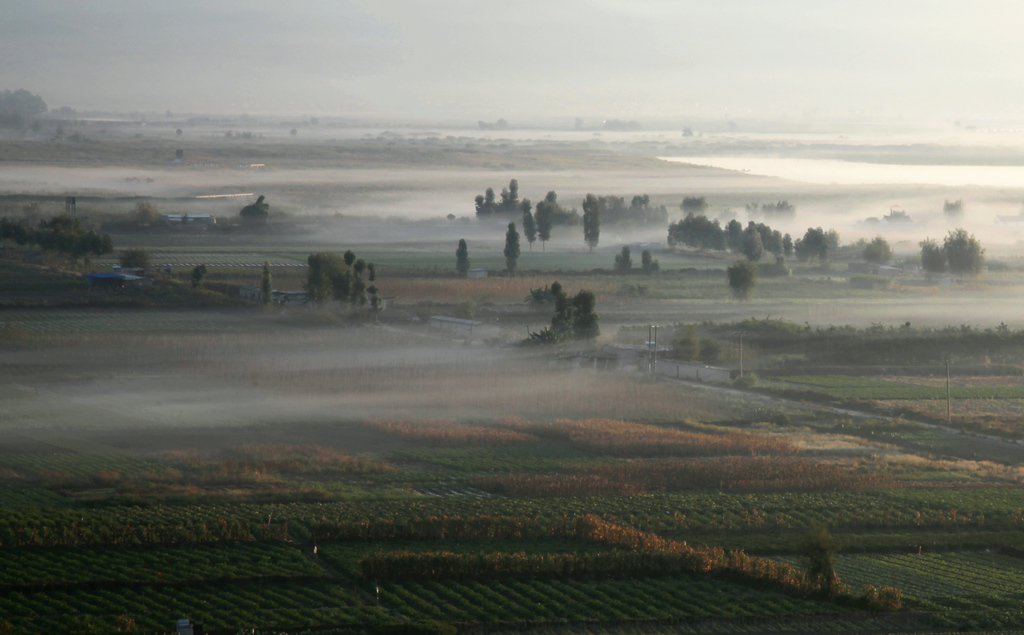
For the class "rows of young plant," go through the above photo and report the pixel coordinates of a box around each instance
[5,488,1024,548]
[471,457,888,497]
[0,542,323,590]
[835,552,1024,598]
[0,485,69,510]
[379,576,834,624]
[0,452,166,481]
[0,579,388,634]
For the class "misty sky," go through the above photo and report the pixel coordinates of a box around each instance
[3,1,1024,121]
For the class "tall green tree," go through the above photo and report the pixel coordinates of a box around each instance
[306,252,351,305]
[742,224,765,261]
[504,222,521,274]
[802,524,842,599]
[794,227,829,262]
[672,324,700,361]
[119,248,150,269]
[190,264,207,289]
[260,260,273,306]
[863,236,892,264]
[550,281,574,339]
[920,238,946,274]
[521,200,536,251]
[571,289,600,340]
[943,228,985,276]
[456,238,470,274]
[535,203,553,252]
[582,194,600,252]
[614,245,632,272]
[727,259,757,300]
[641,249,659,273]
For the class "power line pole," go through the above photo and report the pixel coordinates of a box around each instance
[652,325,658,378]
[735,332,745,379]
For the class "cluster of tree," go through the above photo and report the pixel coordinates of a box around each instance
[943,199,964,218]
[239,195,270,225]
[793,227,839,262]
[0,214,112,262]
[306,249,380,311]
[612,246,659,274]
[0,89,47,128]
[584,194,668,227]
[920,229,985,276]
[668,214,792,262]
[527,281,599,343]
[746,200,796,218]
[520,192,571,252]
[475,179,521,216]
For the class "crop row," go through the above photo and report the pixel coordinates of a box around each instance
[5,489,1024,547]
[471,457,888,497]
[834,552,1024,599]
[0,542,323,589]
[379,576,833,624]
[0,579,387,634]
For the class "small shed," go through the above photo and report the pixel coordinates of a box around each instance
[655,360,731,384]
[466,268,488,279]
[239,285,263,303]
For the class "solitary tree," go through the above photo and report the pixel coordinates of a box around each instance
[343,250,356,267]
[614,245,633,272]
[260,260,273,306]
[456,238,470,274]
[582,194,601,252]
[727,259,757,300]
[943,228,985,276]
[504,222,521,274]
[943,199,964,218]
[119,248,150,269]
[239,195,269,225]
[521,200,536,251]
[863,236,892,264]
[919,238,946,274]
[190,264,207,289]
[802,524,842,599]
[132,202,161,225]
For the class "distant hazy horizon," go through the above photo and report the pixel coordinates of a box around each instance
[4,1,1024,124]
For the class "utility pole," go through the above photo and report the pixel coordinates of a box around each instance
[647,325,653,376]
[946,361,951,425]
[652,325,658,378]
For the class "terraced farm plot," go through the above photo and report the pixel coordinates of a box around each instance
[0,579,386,633]
[0,542,324,588]
[834,552,1024,598]
[381,576,834,623]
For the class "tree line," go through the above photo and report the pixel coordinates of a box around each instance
[0,214,112,262]
[306,249,381,312]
